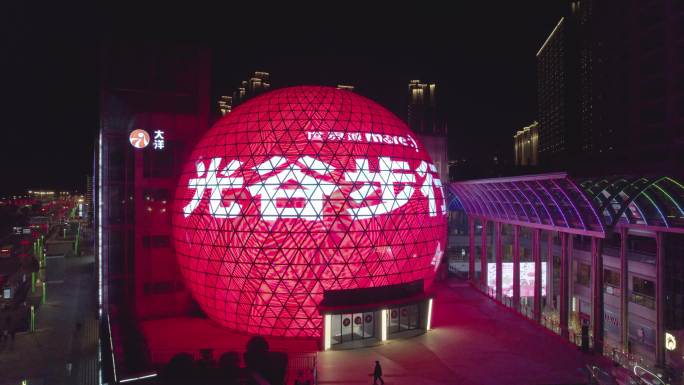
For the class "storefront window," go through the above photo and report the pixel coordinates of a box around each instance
[603,269,621,296]
[575,263,591,287]
[631,276,655,309]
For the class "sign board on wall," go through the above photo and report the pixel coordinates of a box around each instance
[487,262,547,297]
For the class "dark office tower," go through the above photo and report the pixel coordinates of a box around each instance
[407,80,448,183]
[408,80,438,135]
[537,16,579,166]
[600,1,684,177]
[537,1,683,176]
[536,0,602,168]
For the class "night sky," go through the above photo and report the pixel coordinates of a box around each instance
[2,3,566,195]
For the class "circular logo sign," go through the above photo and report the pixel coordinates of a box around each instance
[173,86,447,337]
[129,129,150,149]
[391,310,398,319]
[365,314,373,323]
[342,318,351,327]
[354,316,362,325]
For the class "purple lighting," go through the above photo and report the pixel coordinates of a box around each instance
[449,173,605,237]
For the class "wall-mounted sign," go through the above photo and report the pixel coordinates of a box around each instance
[129,129,150,149]
[487,262,547,297]
[665,332,676,351]
[153,130,165,150]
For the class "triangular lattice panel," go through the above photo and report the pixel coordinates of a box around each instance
[172,86,447,337]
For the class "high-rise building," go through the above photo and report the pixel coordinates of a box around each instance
[228,72,271,109]
[537,16,580,165]
[597,0,684,178]
[96,43,211,380]
[248,71,270,96]
[536,1,601,166]
[218,95,233,116]
[407,80,448,182]
[407,80,438,135]
[536,0,683,177]
[513,121,539,166]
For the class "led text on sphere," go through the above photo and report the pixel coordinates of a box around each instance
[172,86,447,337]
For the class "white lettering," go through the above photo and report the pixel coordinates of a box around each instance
[344,157,415,219]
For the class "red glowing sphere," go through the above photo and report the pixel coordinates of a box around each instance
[172,86,447,337]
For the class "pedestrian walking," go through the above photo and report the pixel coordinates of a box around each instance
[373,361,384,385]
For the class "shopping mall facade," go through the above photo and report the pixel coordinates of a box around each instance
[95,45,683,382]
[446,174,684,372]
[96,45,447,382]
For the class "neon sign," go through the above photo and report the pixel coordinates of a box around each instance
[153,130,165,150]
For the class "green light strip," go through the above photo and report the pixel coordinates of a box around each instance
[652,184,684,216]
[641,191,669,227]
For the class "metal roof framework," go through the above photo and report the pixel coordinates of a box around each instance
[449,173,684,236]
[579,176,684,230]
[449,173,605,237]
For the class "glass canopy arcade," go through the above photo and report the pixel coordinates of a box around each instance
[579,176,684,229]
[449,173,604,237]
[447,172,684,369]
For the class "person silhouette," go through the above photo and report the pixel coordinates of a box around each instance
[373,361,384,385]
[294,369,310,385]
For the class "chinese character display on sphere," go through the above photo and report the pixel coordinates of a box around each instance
[172,86,447,337]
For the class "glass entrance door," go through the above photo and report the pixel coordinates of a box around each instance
[330,312,375,346]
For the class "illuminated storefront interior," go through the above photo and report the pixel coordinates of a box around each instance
[446,173,684,372]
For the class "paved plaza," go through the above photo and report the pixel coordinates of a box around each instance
[0,258,615,385]
[317,280,612,385]
[0,255,98,385]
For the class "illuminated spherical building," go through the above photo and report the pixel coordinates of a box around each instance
[172,86,447,338]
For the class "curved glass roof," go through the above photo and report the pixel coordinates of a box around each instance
[579,176,684,229]
[449,173,604,236]
[449,173,684,234]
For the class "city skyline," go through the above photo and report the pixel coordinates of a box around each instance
[2,3,683,384]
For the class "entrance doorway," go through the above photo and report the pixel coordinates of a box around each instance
[389,304,421,334]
